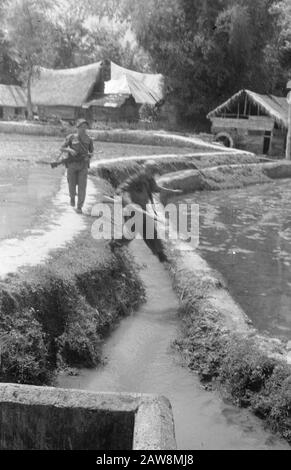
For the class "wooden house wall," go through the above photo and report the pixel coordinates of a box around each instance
[271,128,286,156]
[0,106,26,120]
[90,101,139,123]
[37,106,77,121]
[211,116,274,132]
[211,116,286,156]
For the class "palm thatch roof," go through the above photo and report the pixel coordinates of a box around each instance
[207,89,288,128]
[104,61,164,106]
[0,85,26,108]
[31,62,103,107]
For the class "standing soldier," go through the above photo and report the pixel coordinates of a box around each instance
[58,118,94,213]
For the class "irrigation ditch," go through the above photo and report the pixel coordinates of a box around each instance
[0,128,291,444]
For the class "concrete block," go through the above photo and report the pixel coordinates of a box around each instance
[0,383,176,450]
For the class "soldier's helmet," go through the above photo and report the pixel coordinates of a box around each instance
[76,118,89,128]
[143,159,158,175]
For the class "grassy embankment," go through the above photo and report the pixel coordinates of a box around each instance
[167,248,291,444]
[94,154,291,443]
[91,152,260,189]
[0,232,144,386]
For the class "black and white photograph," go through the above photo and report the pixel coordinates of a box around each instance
[0,0,290,457]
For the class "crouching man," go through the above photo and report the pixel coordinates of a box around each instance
[59,118,94,214]
[109,161,182,263]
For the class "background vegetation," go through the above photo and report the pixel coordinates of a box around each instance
[0,0,290,125]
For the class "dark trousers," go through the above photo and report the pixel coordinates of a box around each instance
[112,211,167,262]
[67,166,88,209]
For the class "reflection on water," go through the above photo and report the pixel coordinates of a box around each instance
[182,180,291,339]
[0,134,63,239]
[59,241,288,450]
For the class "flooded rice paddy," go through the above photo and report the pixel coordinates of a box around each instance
[0,133,192,239]
[183,179,291,340]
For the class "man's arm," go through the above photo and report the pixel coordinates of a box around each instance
[59,135,76,159]
[153,179,183,195]
[159,185,183,194]
[88,139,94,158]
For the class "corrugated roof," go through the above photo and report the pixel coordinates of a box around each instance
[83,94,131,109]
[104,61,164,106]
[31,62,103,107]
[207,89,289,128]
[0,85,26,108]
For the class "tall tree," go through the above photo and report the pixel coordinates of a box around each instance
[0,0,19,84]
[4,0,56,118]
[271,0,291,71]
[116,0,284,124]
[51,0,151,70]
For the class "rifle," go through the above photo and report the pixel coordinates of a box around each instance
[50,154,76,168]
[50,150,102,169]
[101,195,164,224]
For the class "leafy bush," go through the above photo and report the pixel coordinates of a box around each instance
[0,308,51,385]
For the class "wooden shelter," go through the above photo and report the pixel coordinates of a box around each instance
[207,89,288,156]
[83,93,139,124]
[31,62,103,122]
[0,85,27,120]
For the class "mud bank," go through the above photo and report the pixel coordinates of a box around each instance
[91,152,260,189]
[0,121,65,136]
[0,123,251,154]
[89,129,252,154]
[159,160,291,194]
[165,242,291,443]
[0,232,144,386]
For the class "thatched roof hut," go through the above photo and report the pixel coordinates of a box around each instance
[208,89,288,129]
[31,62,103,107]
[0,85,26,108]
[207,89,289,156]
[31,62,103,121]
[0,85,27,120]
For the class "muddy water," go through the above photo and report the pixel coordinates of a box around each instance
[0,134,63,239]
[181,180,291,340]
[59,240,288,450]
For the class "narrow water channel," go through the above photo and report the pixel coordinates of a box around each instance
[58,240,288,450]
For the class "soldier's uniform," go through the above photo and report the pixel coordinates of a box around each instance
[62,130,93,210]
[112,170,168,263]
[117,170,160,210]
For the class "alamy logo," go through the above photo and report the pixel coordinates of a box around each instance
[91,197,199,250]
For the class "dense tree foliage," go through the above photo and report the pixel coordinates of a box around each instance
[5,0,56,117]
[0,0,19,84]
[115,0,291,122]
[0,0,290,123]
[49,0,151,70]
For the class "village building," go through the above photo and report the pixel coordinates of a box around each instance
[31,62,104,122]
[82,61,166,125]
[30,60,168,126]
[207,89,288,157]
[0,84,27,120]
[83,93,139,123]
